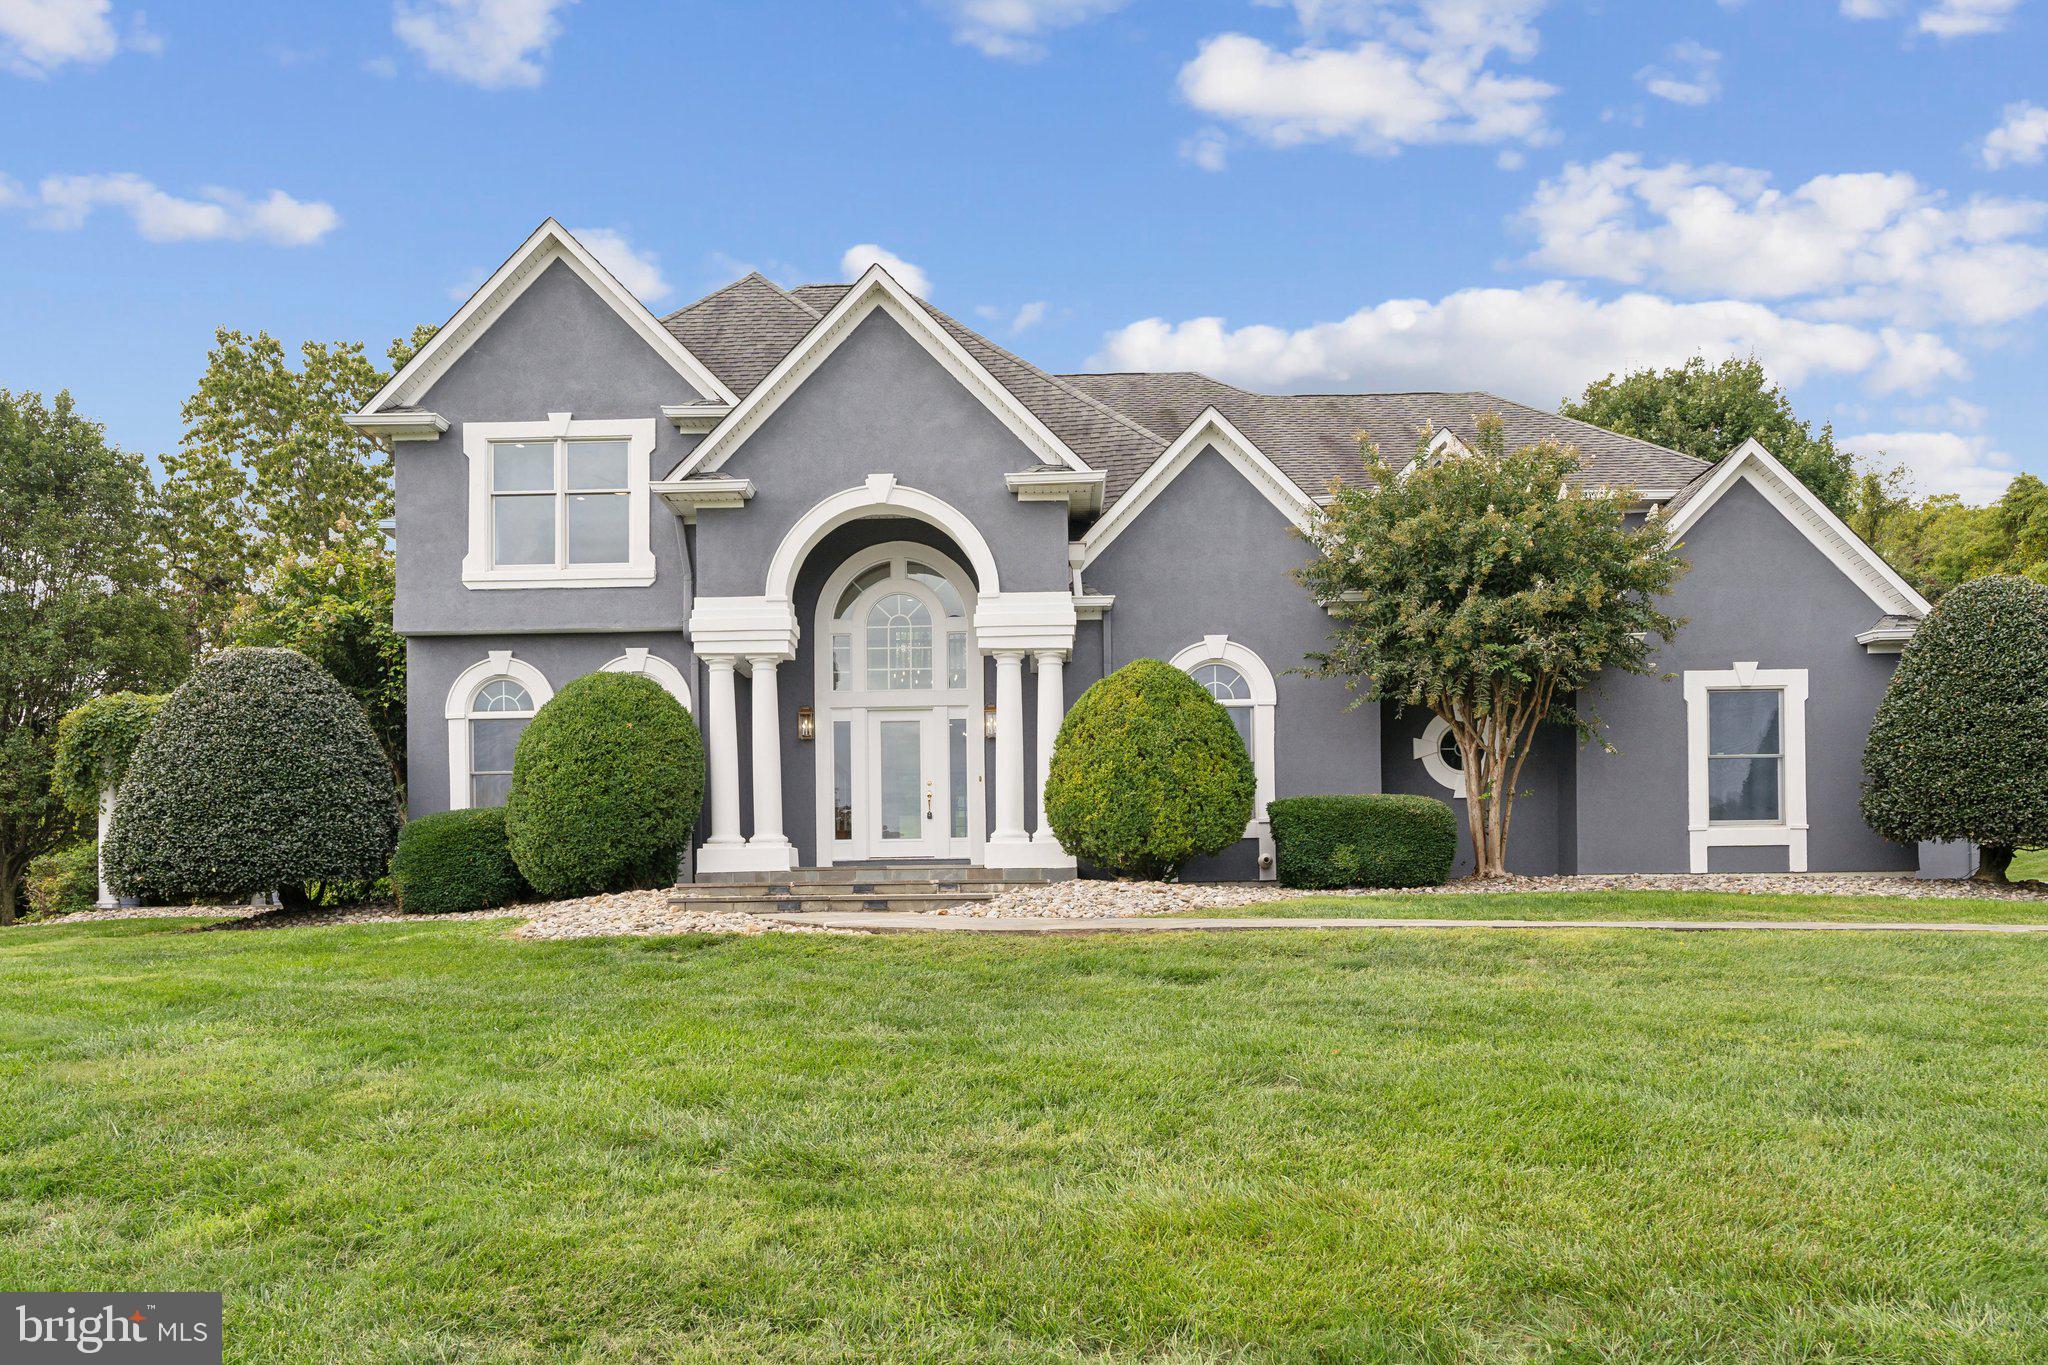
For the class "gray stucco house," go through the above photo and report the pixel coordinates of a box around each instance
[350,220,1935,881]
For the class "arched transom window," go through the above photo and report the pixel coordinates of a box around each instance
[1169,636,1278,857]
[1190,662,1253,750]
[444,652,553,811]
[828,555,970,696]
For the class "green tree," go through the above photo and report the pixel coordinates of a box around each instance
[231,545,405,784]
[1862,575,2048,883]
[1298,417,1687,878]
[0,390,185,924]
[1563,355,1858,516]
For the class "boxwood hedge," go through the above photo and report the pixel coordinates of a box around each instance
[1044,659,1255,880]
[504,672,705,899]
[392,808,526,915]
[1268,794,1457,889]
[104,648,400,905]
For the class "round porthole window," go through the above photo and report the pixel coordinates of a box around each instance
[1415,716,1468,796]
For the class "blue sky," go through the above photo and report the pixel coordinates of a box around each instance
[2,0,2044,501]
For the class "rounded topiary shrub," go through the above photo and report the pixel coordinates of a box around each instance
[1269,794,1457,890]
[104,648,399,905]
[504,672,705,899]
[1044,659,1256,880]
[1863,574,2048,882]
[51,692,165,814]
[392,808,526,915]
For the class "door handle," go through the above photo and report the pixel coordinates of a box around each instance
[926,781,934,819]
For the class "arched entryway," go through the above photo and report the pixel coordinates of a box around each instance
[812,542,983,862]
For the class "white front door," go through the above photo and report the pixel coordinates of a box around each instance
[865,711,946,857]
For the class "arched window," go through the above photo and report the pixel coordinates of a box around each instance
[1169,636,1278,875]
[444,652,552,810]
[866,592,935,691]
[1416,716,1477,798]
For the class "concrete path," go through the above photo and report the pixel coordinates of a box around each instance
[762,911,2048,936]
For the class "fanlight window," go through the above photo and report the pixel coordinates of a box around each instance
[1192,662,1253,749]
[865,592,934,691]
[468,679,537,807]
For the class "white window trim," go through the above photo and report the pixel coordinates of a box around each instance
[1415,715,1466,798]
[462,413,657,590]
[600,648,692,711]
[1683,662,1808,873]
[444,652,553,810]
[1170,635,1277,878]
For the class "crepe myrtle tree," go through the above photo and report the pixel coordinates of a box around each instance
[1297,416,1687,878]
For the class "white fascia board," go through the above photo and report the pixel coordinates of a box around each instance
[662,402,735,433]
[1005,467,1106,512]
[665,264,1091,481]
[344,411,448,441]
[1078,407,1316,568]
[360,218,738,416]
[1661,438,1931,619]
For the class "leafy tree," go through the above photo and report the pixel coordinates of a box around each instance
[1563,355,1858,516]
[1043,660,1256,880]
[158,325,433,648]
[1298,417,1686,878]
[0,390,185,925]
[52,693,166,814]
[231,545,404,783]
[1862,575,2048,883]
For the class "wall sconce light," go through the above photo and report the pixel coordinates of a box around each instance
[983,704,999,740]
[797,706,815,742]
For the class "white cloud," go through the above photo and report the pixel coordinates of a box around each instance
[1181,126,1230,172]
[1010,300,1048,333]
[1518,154,2048,327]
[393,0,574,88]
[841,243,932,297]
[1635,40,1720,106]
[926,0,1129,60]
[568,226,669,304]
[1980,101,2048,169]
[1840,0,2023,37]
[1841,429,2017,502]
[12,173,338,245]
[1091,282,1964,408]
[0,0,156,76]
[1180,1,1556,154]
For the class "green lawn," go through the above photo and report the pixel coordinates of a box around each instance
[5,915,2048,1361]
[1205,888,2048,923]
[2009,848,2048,881]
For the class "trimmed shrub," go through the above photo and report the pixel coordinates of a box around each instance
[504,672,705,899]
[1863,574,2048,881]
[26,842,99,917]
[1269,795,1458,889]
[51,692,165,813]
[104,648,400,904]
[1044,659,1256,880]
[392,808,525,915]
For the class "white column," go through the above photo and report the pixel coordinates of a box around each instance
[96,787,118,908]
[704,656,743,849]
[748,655,790,853]
[990,650,1029,846]
[1031,650,1065,844]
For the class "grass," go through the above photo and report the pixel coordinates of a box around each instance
[5,914,2048,1361]
[1201,888,2048,923]
[2008,848,2048,881]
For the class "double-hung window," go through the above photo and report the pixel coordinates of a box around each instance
[463,416,656,589]
[490,438,632,569]
[1683,664,1809,872]
[1706,689,1782,824]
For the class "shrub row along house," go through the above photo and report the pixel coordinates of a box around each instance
[350,221,1942,881]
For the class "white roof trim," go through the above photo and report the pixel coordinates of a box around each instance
[1078,407,1317,567]
[344,411,448,442]
[665,263,1091,480]
[361,219,738,416]
[1661,438,1930,618]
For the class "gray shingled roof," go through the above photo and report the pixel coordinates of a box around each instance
[661,277,1708,508]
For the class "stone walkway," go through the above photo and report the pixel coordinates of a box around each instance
[760,910,2048,936]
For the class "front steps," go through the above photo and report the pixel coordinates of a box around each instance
[673,860,1068,915]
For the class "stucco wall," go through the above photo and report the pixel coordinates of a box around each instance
[1086,445,1382,878]
[695,309,1072,600]
[394,259,704,636]
[1381,705,1577,876]
[1575,476,1913,873]
[407,632,694,820]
